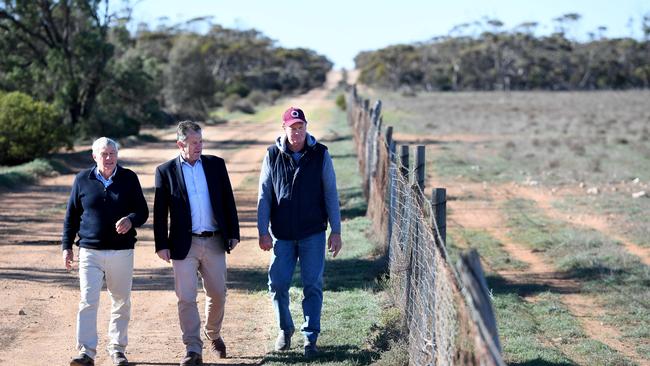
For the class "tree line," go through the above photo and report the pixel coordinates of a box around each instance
[0,1,331,165]
[355,14,650,91]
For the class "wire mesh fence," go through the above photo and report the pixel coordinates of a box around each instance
[347,86,505,366]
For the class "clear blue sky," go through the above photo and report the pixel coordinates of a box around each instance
[118,0,649,69]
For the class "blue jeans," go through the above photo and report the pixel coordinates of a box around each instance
[268,231,325,344]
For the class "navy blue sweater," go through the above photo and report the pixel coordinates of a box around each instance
[62,165,149,250]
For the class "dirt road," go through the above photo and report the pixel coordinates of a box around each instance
[0,72,340,366]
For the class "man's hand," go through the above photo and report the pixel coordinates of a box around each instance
[115,217,132,235]
[157,249,171,263]
[328,233,343,258]
[63,249,74,271]
[228,239,239,252]
[259,234,273,251]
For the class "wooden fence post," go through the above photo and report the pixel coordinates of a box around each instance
[364,120,372,194]
[385,126,393,150]
[372,100,382,124]
[397,145,410,249]
[457,249,505,365]
[386,140,397,257]
[400,145,409,179]
[431,188,447,246]
[370,100,382,179]
[415,145,425,191]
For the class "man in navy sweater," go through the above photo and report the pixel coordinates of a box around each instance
[62,137,149,366]
[257,107,343,358]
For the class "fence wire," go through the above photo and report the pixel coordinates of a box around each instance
[347,87,505,366]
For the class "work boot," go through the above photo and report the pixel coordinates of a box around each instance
[274,330,294,351]
[304,343,319,358]
[110,352,129,366]
[70,353,94,366]
[209,337,227,358]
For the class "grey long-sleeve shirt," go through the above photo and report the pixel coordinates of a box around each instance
[257,134,341,236]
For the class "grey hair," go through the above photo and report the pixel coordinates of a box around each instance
[91,137,119,155]
[177,121,202,142]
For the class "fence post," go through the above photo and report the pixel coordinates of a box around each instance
[457,249,505,365]
[370,100,382,178]
[372,100,382,124]
[397,145,410,250]
[400,145,409,179]
[364,121,372,195]
[431,188,447,247]
[415,145,425,191]
[386,140,397,259]
[385,126,393,150]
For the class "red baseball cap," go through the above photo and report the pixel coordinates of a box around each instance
[282,107,308,127]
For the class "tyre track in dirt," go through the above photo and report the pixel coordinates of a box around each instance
[0,71,341,366]
[506,184,650,267]
[441,180,648,365]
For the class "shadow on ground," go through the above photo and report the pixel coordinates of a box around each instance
[263,344,378,364]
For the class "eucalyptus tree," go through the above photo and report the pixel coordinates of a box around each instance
[0,0,114,127]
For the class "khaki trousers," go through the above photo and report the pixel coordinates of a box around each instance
[77,248,134,359]
[172,235,227,354]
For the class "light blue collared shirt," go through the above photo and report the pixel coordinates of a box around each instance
[95,166,117,188]
[180,156,218,233]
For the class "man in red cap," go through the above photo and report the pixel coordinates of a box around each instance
[257,106,343,358]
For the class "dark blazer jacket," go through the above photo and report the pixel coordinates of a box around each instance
[153,155,240,260]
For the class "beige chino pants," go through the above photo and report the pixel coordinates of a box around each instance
[172,235,227,354]
[77,248,134,359]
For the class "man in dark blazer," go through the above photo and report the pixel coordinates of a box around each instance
[153,121,240,366]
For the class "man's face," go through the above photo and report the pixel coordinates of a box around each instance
[93,145,117,175]
[284,122,307,146]
[178,131,202,164]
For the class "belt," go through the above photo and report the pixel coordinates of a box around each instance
[191,231,219,238]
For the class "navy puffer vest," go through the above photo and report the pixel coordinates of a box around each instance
[268,142,328,240]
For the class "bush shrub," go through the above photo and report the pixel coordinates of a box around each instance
[336,93,347,111]
[0,158,58,189]
[222,94,255,114]
[0,92,69,165]
[246,90,268,105]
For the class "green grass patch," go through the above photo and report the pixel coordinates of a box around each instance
[430,147,528,184]
[451,228,528,272]
[493,291,576,365]
[325,108,368,219]
[557,193,650,248]
[503,198,650,362]
[263,289,381,365]
[493,289,634,365]
[239,173,260,191]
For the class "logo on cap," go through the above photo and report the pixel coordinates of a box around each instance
[282,107,308,126]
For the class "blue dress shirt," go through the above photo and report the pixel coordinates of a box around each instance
[179,156,219,233]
